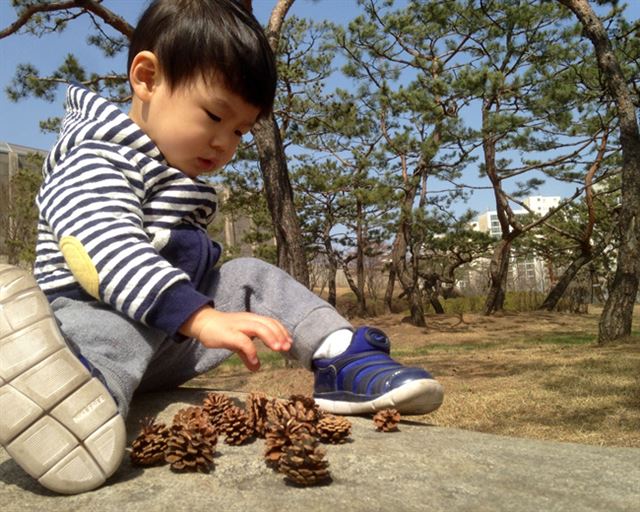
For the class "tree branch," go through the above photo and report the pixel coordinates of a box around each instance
[582,131,609,243]
[0,0,133,40]
[0,1,77,39]
[505,185,583,235]
[79,0,133,39]
[265,0,295,52]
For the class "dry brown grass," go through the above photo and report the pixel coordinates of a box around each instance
[188,305,640,448]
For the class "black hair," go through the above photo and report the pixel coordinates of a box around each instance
[128,0,277,118]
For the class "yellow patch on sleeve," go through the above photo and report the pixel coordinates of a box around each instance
[59,236,100,299]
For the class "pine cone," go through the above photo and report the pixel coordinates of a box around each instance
[172,406,209,428]
[202,392,234,431]
[316,415,352,444]
[130,417,170,466]
[264,418,314,468]
[288,394,323,423]
[373,408,401,432]
[165,423,215,472]
[266,396,319,435]
[265,398,291,424]
[188,414,218,447]
[246,392,270,438]
[220,405,254,445]
[279,432,331,486]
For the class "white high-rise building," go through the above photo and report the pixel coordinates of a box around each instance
[462,195,562,293]
[473,195,561,239]
[523,195,561,216]
[474,209,528,238]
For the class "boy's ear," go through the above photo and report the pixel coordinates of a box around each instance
[129,51,161,102]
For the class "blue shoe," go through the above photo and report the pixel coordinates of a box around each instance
[0,265,125,494]
[313,327,444,415]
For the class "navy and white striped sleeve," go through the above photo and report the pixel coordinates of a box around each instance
[37,146,211,335]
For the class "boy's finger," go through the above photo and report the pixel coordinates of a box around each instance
[226,314,290,352]
[265,317,291,344]
[238,350,260,371]
[237,319,280,351]
[258,326,290,351]
[251,317,291,351]
[233,339,260,371]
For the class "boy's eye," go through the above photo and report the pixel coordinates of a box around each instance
[206,111,221,122]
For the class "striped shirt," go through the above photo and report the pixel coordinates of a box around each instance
[34,84,220,336]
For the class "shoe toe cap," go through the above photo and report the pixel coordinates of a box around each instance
[383,367,434,392]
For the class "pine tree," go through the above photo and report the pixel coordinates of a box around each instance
[2,153,43,266]
[557,0,640,343]
[322,0,476,324]
[452,0,611,314]
[535,135,620,310]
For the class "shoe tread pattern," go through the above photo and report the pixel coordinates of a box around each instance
[0,265,125,494]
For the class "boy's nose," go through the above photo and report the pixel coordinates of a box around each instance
[209,133,235,153]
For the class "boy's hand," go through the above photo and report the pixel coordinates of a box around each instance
[179,306,292,371]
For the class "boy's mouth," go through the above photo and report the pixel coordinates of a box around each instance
[196,157,216,170]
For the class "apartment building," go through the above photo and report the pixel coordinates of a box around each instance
[461,195,562,293]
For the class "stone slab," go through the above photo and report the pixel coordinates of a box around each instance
[1,388,638,512]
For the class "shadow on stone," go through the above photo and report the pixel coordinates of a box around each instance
[1,388,639,512]
[0,459,57,497]
[126,387,222,438]
[105,460,144,487]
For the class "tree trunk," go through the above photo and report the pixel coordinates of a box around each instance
[557,0,640,343]
[384,230,407,313]
[395,238,426,327]
[355,198,367,316]
[429,296,445,315]
[395,239,426,326]
[387,173,426,326]
[323,235,338,307]
[481,96,519,315]
[252,115,309,287]
[484,239,511,314]
[599,267,638,339]
[249,0,309,286]
[383,265,396,313]
[340,260,367,317]
[539,252,592,311]
[327,269,337,307]
[409,300,427,326]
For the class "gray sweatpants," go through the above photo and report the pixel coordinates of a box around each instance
[51,257,352,418]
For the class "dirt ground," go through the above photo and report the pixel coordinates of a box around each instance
[188,307,640,448]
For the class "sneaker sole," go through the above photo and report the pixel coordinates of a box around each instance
[314,379,444,416]
[0,265,125,494]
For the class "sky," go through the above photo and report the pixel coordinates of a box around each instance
[0,0,365,150]
[1,0,639,215]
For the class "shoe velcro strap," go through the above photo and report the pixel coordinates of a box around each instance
[357,365,404,396]
[367,368,408,395]
[341,357,401,395]
[328,351,389,374]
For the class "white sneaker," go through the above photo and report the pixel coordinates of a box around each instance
[0,265,125,494]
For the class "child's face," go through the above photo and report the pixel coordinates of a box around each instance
[135,72,260,178]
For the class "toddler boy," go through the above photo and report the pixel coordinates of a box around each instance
[0,0,443,494]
